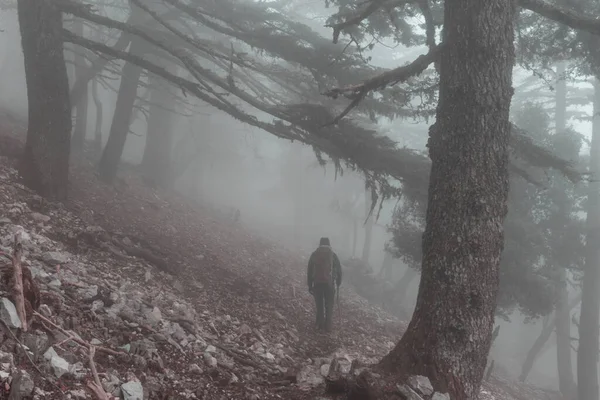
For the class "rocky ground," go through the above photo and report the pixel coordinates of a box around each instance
[0,114,562,399]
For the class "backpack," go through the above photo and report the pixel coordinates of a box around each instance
[313,246,334,285]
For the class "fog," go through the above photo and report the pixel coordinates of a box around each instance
[1,1,596,395]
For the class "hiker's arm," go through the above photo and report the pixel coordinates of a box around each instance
[333,253,342,286]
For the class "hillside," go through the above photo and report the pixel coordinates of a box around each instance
[0,115,561,400]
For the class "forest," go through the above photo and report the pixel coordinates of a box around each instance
[0,0,600,399]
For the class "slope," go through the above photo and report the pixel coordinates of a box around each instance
[0,113,561,400]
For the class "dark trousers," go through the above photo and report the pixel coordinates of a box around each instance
[313,283,335,331]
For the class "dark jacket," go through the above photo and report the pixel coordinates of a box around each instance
[307,246,342,289]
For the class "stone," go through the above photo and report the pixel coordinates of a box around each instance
[203,352,217,368]
[103,373,122,397]
[407,375,434,396]
[9,370,34,399]
[48,279,62,289]
[30,212,50,223]
[431,393,451,400]
[144,307,162,326]
[0,351,14,367]
[22,332,49,360]
[319,364,330,377]
[38,304,52,317]
[238,324,252,335]
[190,363,203,375]
[77,285,98,300]
[41,251,69,266]
[205,345,217,354]
[397,384,425,400]
[68,389,87,399]
[43,347,70,378]
[0,298,21,328]
[121,381,144,400]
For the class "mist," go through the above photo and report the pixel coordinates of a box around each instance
[1,1,599,399]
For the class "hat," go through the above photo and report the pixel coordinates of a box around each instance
[319,237,330,246]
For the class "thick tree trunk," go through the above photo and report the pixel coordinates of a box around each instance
[577,79,600,400]
[18,0,71,200]
[91,78,103,154]
[378,0,516,397]
[519,293,582,383]
[552,61,577,400]
[97,39,144,182]
[141,75,175,187]
[556,274,576,398]
[71,19,89,152]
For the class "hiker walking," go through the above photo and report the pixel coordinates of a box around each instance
[307,237,342,332]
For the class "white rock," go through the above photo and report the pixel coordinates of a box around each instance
[431,393,451,400]
[319,364,330,377]
[0,298,21,328]
[407,375,434,396]
[397,384,425,400]
[205,345,217,354]
[41,251,69,265]
[203,352,217,368]
[121,381,144,400]
[30,212,50,223]
[43,347,70,378]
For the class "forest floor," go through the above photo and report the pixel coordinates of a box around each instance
[0,112,561,400]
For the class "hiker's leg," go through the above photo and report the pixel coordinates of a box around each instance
[324,286,335,331]
[314,285,325,329]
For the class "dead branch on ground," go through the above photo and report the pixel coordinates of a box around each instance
[11,233,27,331]
[87,345,114,400]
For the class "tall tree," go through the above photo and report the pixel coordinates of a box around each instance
[18,0,71,200]
[91,77,103,154]
[578,78,600,400]
[377,0,517,397]
[71,18,89,151]
[552,61,577,399]
[98,37,144,182]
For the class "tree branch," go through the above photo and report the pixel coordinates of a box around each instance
[520,0,600,36]
[326,0,413,44]
[323,47,439,123]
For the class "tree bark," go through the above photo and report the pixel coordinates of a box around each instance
[71,18,89,152]
[556,274,576,398]
[519,293,582,383]
[378,0,516,397]
[551,61,577,400]
[141,75,175,187]
[97,38,144,183]
[91,77,103,154]
[18,0,71,200]
[577,78,600,400]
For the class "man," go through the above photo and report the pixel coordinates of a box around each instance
[307,237,342,332]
